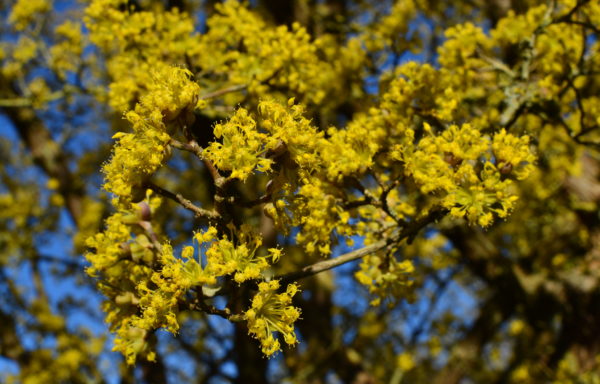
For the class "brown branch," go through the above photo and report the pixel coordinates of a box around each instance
[555,19,600,34]
[169,139,231,210]
[279,239,392,284]
[342,197,373,210]
[200,153,234,226]
[190,300,235,320]
[145,182,220,221]
[200,84,247,100]
[186,289,244,322]
[170,138,203,159]
[138,220,164,255]
[0,91,65,108]
[379,178,407,226]
[204,158,224,186]
[240,193,272,208]
[0,98,32,107]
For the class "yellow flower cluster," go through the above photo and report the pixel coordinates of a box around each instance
[206,99,367,254]
[132,244,189,333]
[245,280,301,357]
[353,49,537,228]
[491,5,549,46]
[401,123,489,193]
[362,0,417,53]
[355,252,415,307]
[0,188,42,248]
[85,203,156,363]
[85,0,199,111]
[103,66,199,205]
[258,98,323,173]
[49,21,84,77]
[85,195,213,363]
[8,0,51,31]
[1,36,37,79]
[492,129,536,180]
[320,115,386,181]
[82,0,568,366]
[112,326,154,366]
[110,232,228,364]
[7,299,104,383]
[196,1,362,108]
[12,36,37,63]
[204,108,273,181]
[444,163,518,227]
[292,180,352,255]
[85,212,135,277]
[395,122,535,226]
[86,194,294,362]
[197,225,281,284]
[73,197,105,252]
[437,22,493,102]
[205,98,327,182]
[199,2,319,103]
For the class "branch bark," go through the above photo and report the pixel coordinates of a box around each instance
[145,181,220,221]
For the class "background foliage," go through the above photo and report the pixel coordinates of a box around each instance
[1,0,600,383]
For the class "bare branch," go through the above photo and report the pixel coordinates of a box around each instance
[0,98,32,107]
[200,84,247,100]
[170,139,203,159]
[278,209,447,284]
[186,289,244,322]
[146,182,220,221]
[279,239,392,284]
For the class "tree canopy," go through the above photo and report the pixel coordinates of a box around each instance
[1,0,600,383]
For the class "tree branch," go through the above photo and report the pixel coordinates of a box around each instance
[170,138,203,159]
[145,182,220,221]
[200,84,247,100]
[278,209,447,284]
[0,98,32,107]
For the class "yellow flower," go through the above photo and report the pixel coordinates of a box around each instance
[245,280,301,357]
[397,352,416,371]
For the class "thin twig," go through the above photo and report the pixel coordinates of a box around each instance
[552,0,591,24]
[187,289,244,322]
[146,182,220,220]
[240,193,272,208]
[138,220,164,255]
[380,178,407,226]
[555,19,600,34]
[0,98,32,107]
[191,301,236,320]
[342,197,373,209]
[200,84,248,100]
[0,91,66,108]
[477,50,516,78]
[279,239,392,284]
[170,139,203,159]
[204,158,224,186]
